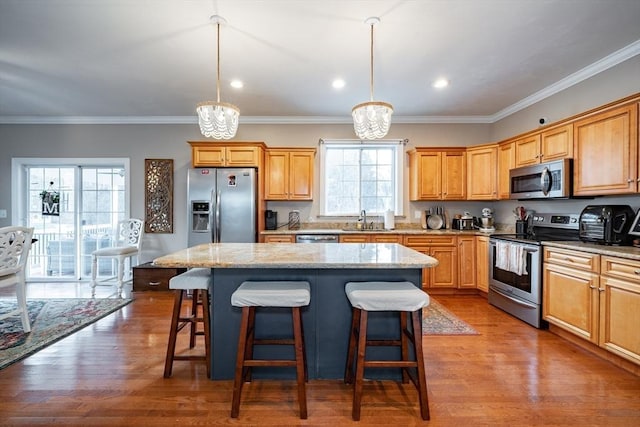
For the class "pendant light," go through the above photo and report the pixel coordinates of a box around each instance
[352,17,393,140]
[196,15,240,139]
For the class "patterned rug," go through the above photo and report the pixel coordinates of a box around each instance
[0,298,133,369]
[422,299,479,335]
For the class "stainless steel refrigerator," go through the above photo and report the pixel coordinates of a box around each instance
[187,168,257,246]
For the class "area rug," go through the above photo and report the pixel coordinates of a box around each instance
[0,298,132,369]
[422,299,479,335]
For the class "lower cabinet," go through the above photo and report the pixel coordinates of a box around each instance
[457,236,476,289]
[475,235,489,293]
[133,262,187,292]
[543,247,640,366]
[403,235,458,289]
[263,235,295,243]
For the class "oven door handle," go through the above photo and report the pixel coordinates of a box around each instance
[490,286,538,309]
[489,241,539,253]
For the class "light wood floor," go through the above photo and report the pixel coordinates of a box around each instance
[1,283,639,426]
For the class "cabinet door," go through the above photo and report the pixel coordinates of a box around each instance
[457,236,476,288]
[428,246,457,288]
[467,145,497,200]
[263,235,295,243]
[340,235,370,243]
[514,134,541,167]
[225,146,261,167]
[264,150,289,200]
[442,151,466,200]
[540,124,573,162]
[409,151,441,200]
[543,263,599,343]
[497,141,515,199]
[573,103,638,196]
[371,234,402,243]
[192,146,226,167]
[599,276,640,364]
[475,236,489,292]
[288,150,314,200]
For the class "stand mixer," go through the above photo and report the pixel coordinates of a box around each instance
[478,207,495,232]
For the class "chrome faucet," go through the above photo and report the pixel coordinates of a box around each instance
[360,210,367,229]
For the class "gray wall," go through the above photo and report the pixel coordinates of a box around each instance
[1,55,638,258]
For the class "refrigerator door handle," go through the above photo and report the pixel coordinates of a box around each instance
[214,190,222,243]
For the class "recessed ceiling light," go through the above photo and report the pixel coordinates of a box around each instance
[332,78,346,89]
[230,80,244,89]
[433,78,449,89]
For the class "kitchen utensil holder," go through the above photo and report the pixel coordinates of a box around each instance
[516,220,527,236]
[288,210,300,230]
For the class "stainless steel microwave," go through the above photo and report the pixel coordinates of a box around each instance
[509,158,572,200]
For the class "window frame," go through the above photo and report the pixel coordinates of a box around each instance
[319,139,405,217]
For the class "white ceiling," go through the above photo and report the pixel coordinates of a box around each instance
[1,0,640,124]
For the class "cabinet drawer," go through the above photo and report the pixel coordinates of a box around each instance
[263,235,295,243]
[340,235,369,243]
[403,235,455,246]
[371,234,402,243]
[601,256,640,283]
[133,263,187,291]
[544,247,600,273]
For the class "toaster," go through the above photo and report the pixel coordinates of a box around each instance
[579,205,635,245]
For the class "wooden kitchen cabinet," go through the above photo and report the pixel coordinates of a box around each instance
[543,247,600,342]
[466,144,498,200]
[408,148,466,200]
[339,234,401,243]
[264,148,315,200]
[573,103,638,196]
[475,235,490,293]
[133,262,187,292]
[598,256,640,364]
[403,235,457,289]
[189,141,265,167]
[263,234,295,243]
[497,140,515,199]
[513,124,573,168]
[457,236,476,288]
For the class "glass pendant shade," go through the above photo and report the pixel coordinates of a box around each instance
[352,17,393,140]
[197,15,239,140]
[352,101,393,140]
[197,101,240,139]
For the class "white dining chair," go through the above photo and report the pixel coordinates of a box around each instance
[90,218,144,296]
[0,226,35,332]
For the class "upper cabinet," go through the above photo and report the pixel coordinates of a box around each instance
[264,148,316,200]
[409,148,466,201]
[573,103,638,196]
[189,141,265,167]
[497,141,515,199]
[514,124,573,168]
[466,144,497,200]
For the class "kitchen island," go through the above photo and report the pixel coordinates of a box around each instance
[153,242,438,380]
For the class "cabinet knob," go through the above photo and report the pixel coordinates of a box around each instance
[634,269,640,275]
[589,285,597,290]
[148,281,161,286]
[628,178,634,183]
[598,288,605,292]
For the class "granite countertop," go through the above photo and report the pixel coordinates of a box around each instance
[153,242,439,269]
[543,241,640,261]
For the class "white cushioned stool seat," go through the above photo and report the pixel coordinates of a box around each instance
[345,281,429,312]
[231,281,310,307]
[169,268,212,290]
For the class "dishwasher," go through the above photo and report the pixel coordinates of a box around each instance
[295,234,339,243]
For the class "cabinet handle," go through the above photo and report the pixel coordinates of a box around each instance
[598,288,605,292]
[628,178,634,183]
[634,269,640,275]
[564,257,574,262]
[148,281,161,286]
[589,285,597,289]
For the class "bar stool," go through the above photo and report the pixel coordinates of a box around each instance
[163,268,212,378]
[344,281,430,421]
[230,280,310,419]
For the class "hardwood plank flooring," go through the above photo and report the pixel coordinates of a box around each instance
[1,283,639,426]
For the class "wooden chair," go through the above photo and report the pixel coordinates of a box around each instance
[344,281,431,421]
[0,226,35,332]
[164,268,212,378]
[90,218,144,296]
[230,280,310,419]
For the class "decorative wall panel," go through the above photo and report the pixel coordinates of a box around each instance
[144,159,173,233]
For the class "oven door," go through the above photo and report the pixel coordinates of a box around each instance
[489,239,541,305]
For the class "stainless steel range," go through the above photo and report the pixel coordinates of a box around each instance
[489,213,580,328]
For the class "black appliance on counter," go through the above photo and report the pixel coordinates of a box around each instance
[579,205,635,245]
[265,210,278,230]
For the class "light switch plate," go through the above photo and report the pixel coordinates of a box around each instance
[0,209,6,218]
[414,210,421,219]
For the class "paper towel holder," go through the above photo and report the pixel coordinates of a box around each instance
[384,209,395,230]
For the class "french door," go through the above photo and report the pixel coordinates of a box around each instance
[13,159,130,281]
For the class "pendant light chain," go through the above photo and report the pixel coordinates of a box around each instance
[216,21,221,103]
[369,21,374,102]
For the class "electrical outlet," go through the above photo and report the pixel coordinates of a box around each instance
[0,209,6,218]
[414,210,421,219]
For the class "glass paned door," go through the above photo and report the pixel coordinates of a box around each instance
[25,165,126,280]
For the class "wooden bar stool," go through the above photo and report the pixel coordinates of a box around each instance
[344,281,430,421]
[163,268,212,378]
[230,280,310,419]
